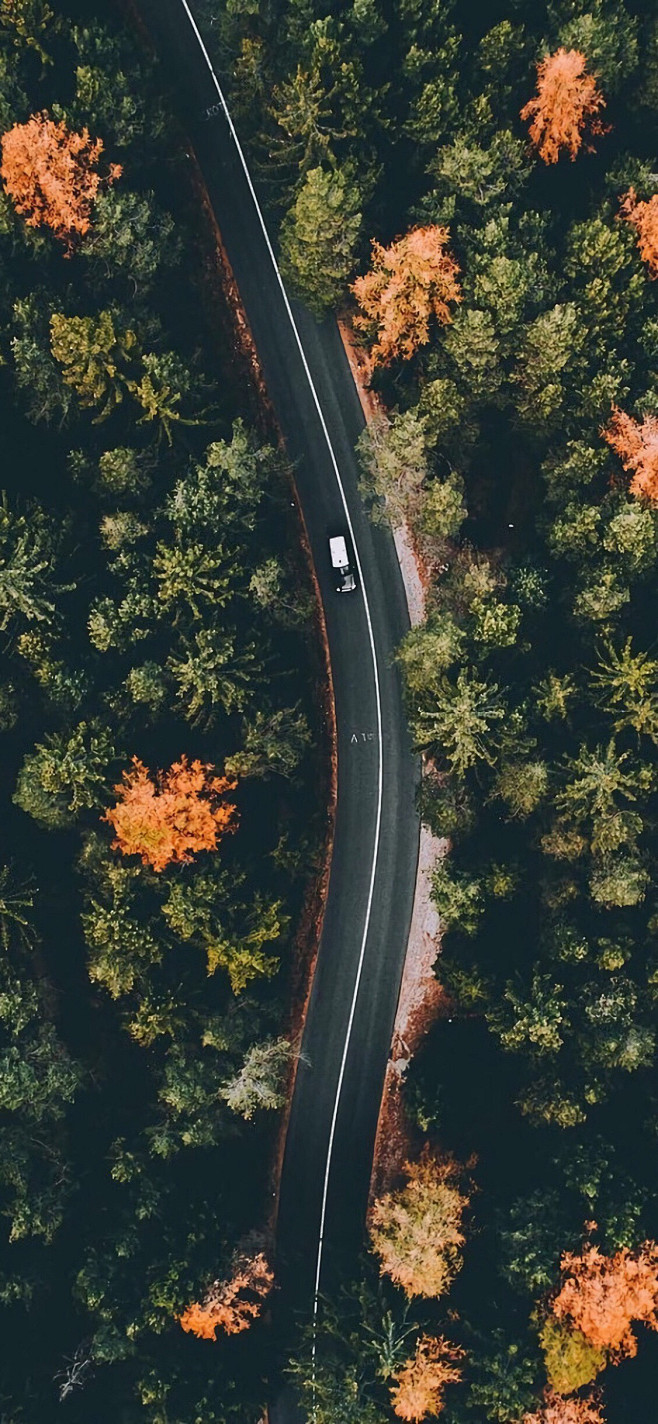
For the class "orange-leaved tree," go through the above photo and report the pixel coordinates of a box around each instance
[105,756,237,872]
[352,226,461,366]
[602,406,658,504]
[390,1334,465,1422]
[552,1241,658,1358]
[179,1249,273,1341]
[619,188,658,278]
[369,1150,467,1298]
[0,111,120,249]
[520,49,607,164]
[523,1391,606,1424]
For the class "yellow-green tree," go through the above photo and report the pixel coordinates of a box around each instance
[369,1152,467,1298]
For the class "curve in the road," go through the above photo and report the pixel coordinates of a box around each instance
[174,0,386,1325]
[137,0,420,1364]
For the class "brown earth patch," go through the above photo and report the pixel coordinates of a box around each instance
[369,825,452,1203]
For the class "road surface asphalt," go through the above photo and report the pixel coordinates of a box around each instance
[136,0,421,1383]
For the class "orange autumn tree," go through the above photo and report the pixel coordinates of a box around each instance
[179,1249,273,1341]
[523,1392,606,1424]
[105,756,237,873]
[0,111,120,249]
[520,49,607,164]
[352,225,461,366]
[391,1334,465,1422]
[369,1150,467,1298]
[602,406,658,505]
[619,188,658,278]
[552,1241,658,1358]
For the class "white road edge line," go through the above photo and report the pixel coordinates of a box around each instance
[177,0,385,1359]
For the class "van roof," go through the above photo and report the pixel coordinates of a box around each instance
[329,535,349,567]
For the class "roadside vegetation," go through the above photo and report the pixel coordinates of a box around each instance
[0,3,324,1421]
[3,0,658,1421]
[192,0,658,1418]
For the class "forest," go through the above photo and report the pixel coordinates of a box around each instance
[0,2,326,1421]
[187,0,658,1421]
[2,0,658,1423]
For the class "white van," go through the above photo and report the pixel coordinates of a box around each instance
[328,534,356,594]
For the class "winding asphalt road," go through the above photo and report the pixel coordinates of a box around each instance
[136,0,420,1365]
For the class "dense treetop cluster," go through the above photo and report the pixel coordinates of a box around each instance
[190,0,658,1419]
[0,4,321,1422]
[2,0,658,1420]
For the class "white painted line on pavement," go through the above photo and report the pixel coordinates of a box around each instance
[177,0,385,1368]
